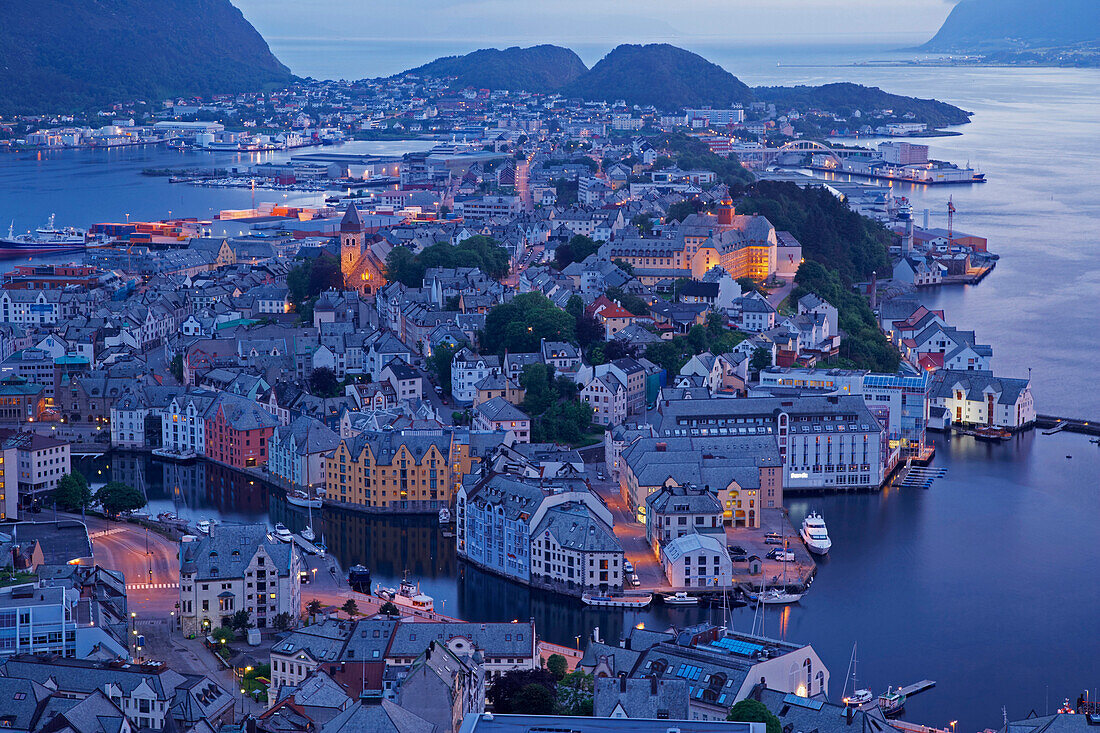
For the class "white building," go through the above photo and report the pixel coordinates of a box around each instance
[580,373,627,427]
[161,391,217,456]
[660,533,733,588]
[929,369,1036,429]
[530,502,624,592]
[451,349,500,404]
[178,524,301,635]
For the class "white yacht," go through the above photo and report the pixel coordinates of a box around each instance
[272,523,293,542]
[800,511,832,555]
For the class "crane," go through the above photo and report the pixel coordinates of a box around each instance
[947,196,956,243]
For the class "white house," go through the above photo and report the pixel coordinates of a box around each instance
[451,348,501,404]
[660,532,733,588]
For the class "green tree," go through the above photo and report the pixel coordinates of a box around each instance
[520,364,555,416]
[309,367,341,398]
[727,699,782,733]
[605,287,648,316]
[273,612,293,631]
[630,213,653,235]
[483,293,575,354]
[556,670,594,715]
[554,235,602,269]
[385,246,424,288]
[230,610,252,631]
[429,342,463,396]
[306,598,323,623]
[211,626,236,643]
[95,481,146,517]
[288,253,342,305]
[488,669,558,713]
[546,653,568,680]
[53,471,91,513]
[751,347,773,372]
[512,683,556,715]
[169,353,184,383]
[379,601,400,617]
[666,198,702,223]
[566,295,602,347]
[340,599,360,619]
[612,258,635,276]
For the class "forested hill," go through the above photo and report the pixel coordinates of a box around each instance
[923,0,1100,51]
[0,0,293,114]
[754,83,972,128]
[565,44,754,109]
[399,46,588,92]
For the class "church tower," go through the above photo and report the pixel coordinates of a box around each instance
[339,203,365,287]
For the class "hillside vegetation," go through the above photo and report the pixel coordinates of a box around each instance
[754,83,972,128]
[923,0,1100,51]
[0,0,292,113]
[400,45,588,92]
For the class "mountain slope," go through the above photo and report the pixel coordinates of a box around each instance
[566,44,754,109]
[923,0,1100,50]
[0,0,292,113]
[755,83,972,127]
[401,45,587,92]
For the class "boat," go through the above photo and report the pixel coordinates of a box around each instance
[662,592,699,606]
[749,588,804,605]
[849,690,874,706]
[581,592,653,608]
[438,506,451,523]
[800,511,832,555]
[196,520,212,535]
[347,564,372,592]
[974,425,1011,442]
[878,687,906,716]
[287,490,322,509]
[374,572,434,613]
[151,447,197,462]
[300,526,316,542]
[0,215,106,256]
[273,523,292,542]
[841,643,874,708]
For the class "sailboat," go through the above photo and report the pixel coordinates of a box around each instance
[301,496,317,542]
[841,643,874,707]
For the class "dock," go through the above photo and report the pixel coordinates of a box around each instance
[892,465,947,490]
[897,679,936,697]
[290,533,323,556]
[1034,415,1100,437]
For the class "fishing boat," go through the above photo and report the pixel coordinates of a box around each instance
[662,592,699,606]
[581,592,653,608]
[878,687,906,716]
[374,572,434,613]
[0,215,106,256]
[287,490,322,509]
[800,511,832,555]
[272,523,292,542]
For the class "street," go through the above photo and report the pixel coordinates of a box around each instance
[87,514,181,615]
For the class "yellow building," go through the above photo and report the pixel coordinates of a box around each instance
[325,428,504,509]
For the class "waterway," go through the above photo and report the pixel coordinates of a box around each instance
[78,429,1100,731]
[5,51,1100,731]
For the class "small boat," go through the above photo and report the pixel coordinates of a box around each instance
[438,506,451,523]
[840,643,873,708]
[196,520,212,535]
[848,689,874,706]
[273,523,292,542]
[662,592,698,606]
[581,592,653,608]
[348,564,372,592]
[878,687,906,716]
[301,526,316,542]
[287,490,322,509]
[374,572,434,613]
[800,511,832,555]
[750,588,804,605]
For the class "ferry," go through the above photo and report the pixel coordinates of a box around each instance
[878,687,906,716]
[581,592,653,608]
[374,574,434,613]
[800,511,832,555]
[0,215,107,256]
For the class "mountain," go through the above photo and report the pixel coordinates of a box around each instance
[565,44,754,109]
[0,0,292,114]
[923,0,1100,51]
[400,45,587,92]
[754,83,972,128]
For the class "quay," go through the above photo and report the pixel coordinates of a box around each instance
[1034,414,1100,437]
[897,679,937,697]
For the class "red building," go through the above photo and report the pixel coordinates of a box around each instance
[2,265,105,290]
[204,393,279,469]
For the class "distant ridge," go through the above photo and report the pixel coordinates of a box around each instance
[400,45,588,92]
[923,0,1100,51]
[0,0,292,114]
[565,44,754,109]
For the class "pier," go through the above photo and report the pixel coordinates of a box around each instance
[896,680,936,697]
[1034,414,1100,437]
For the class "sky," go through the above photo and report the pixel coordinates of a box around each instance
[232,0,960,48]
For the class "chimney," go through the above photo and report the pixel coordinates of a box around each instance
[656,442,667,452]
[620,675,628,693]
[846,705,854,725]
[651,677,659,695]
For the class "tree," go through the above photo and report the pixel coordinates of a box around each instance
[483,293,575,354]
[95,481,146,517]
[169,353,184,383]
[211,626,235,643]
[288,253,342,305]
[429,342,463,396]
[230,610,252,631]
[566,295,602,347]
[512,683,555,715]
[631,213,653,235]
[488,669,558,713]
[751,347,773,373]
[605,287,648,316]
[556,670,594,715]
[379,601,400,617]
[612,258,635,276]
[546,654,568,680]
[385,246,423,288]
[665,198,703,223]
[340,599,360,619]
[727,699,782,733]
[53,471,91,513]
[306,599,323,623]
[309,367,340,398]
[554,235,601,269]
[273,612,293,631]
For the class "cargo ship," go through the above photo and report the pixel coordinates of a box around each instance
[0,215,108,256]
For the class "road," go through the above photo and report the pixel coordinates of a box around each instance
[87,514,181,615]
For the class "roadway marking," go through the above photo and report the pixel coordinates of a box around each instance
[126,583,179,591]
[90,528,127,539]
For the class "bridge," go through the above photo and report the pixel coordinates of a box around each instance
[734,140,874,167]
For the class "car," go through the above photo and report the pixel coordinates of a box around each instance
[623,560,634,573]
[596,471,606,480]
[629,573,641,587]
[727,545,748,561]
[433,385,442,393]
[768,549,795,562]
[764,532,784,545]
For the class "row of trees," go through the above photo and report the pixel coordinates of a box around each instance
[385,236,510,288]
[52,472,146,516]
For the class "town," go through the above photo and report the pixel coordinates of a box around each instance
[0,50,1076,733]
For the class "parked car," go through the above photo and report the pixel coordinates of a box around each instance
[623,560,634,574]
[629,573,641,587]
[728,545,748,561]
[764,532,784,545]
[767,548,796,562]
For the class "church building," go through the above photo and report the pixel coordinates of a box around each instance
[339,203,389,295]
